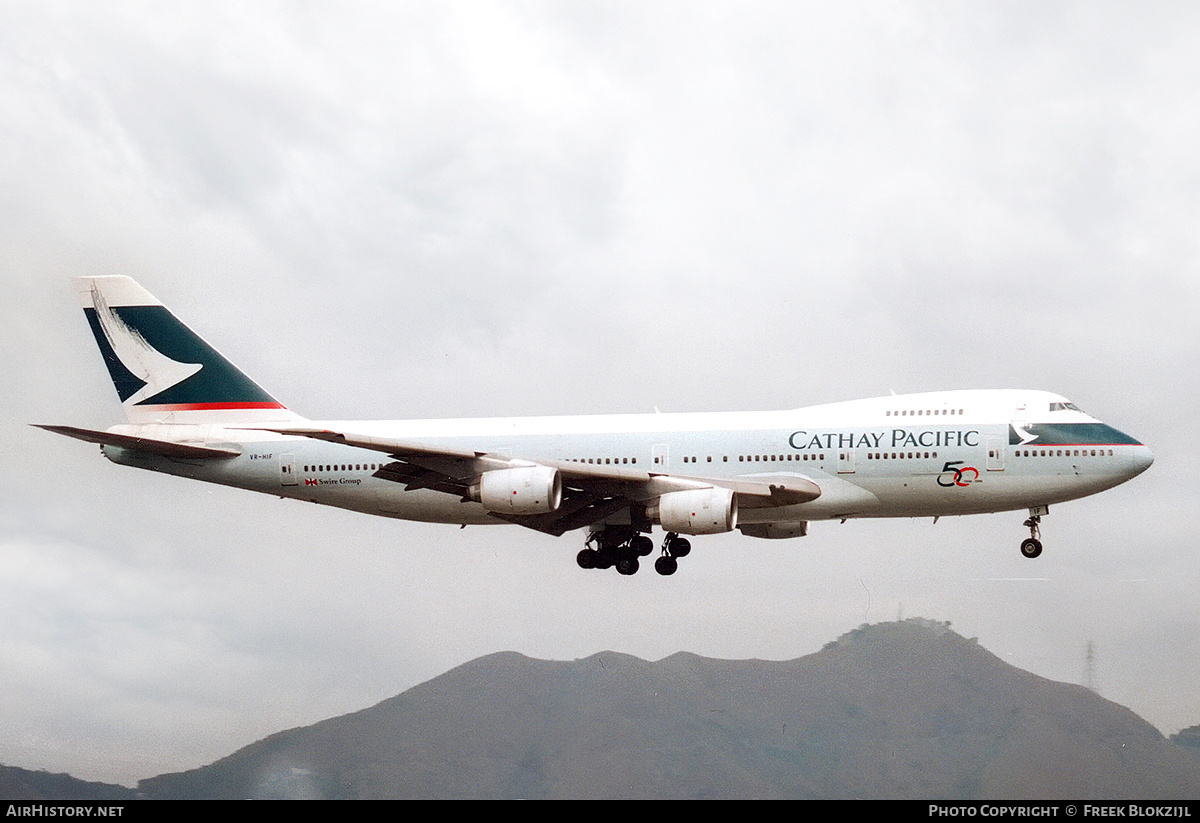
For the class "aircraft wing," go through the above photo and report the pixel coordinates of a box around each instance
[254,426,821,535]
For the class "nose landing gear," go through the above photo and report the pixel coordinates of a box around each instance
[1020,511,1044,558]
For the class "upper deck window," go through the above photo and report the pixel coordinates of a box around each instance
[1050,401,1083,413]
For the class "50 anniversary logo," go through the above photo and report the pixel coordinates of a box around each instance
[937,460,980,488]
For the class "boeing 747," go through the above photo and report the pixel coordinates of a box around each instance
[38,276,1154,576]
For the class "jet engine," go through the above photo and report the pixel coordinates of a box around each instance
[650,488,737,535]
[473,466,562,515]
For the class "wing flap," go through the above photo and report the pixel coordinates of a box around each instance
[491,493,632,537]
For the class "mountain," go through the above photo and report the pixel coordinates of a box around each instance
[0,764,136,801]
[1171,725,1200,757]
[136,618,1200,799]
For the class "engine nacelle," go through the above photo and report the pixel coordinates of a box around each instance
[651,488,738,535]
[473,466,562,515]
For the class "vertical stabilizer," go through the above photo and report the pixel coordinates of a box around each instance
[76,276,303,424]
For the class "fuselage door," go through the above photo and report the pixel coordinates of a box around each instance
[1012,402,1028,431]
[280,453,298,486]
[652,444,669,472]
[837,446,856,474]
[986,437,1005,471]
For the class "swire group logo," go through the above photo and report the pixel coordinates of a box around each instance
[937,460,980,488]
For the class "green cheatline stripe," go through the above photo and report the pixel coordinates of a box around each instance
[1010,423,1141,446]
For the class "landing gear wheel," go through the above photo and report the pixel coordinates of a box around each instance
[630,535,654,557]
[654,556,678,576]
[616,555,640,576]
[576,549,598,569]
[663,532,691,558]
[1021,512,1044,559]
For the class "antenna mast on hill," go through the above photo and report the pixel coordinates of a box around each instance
[1084,640,1097,692]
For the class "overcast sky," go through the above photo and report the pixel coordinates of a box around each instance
[2,1,1198,787]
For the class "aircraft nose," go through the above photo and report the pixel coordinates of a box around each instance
[1134,444,1154,474]
[1120,442,1154,479]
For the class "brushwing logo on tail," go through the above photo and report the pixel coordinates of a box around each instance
[81,277,284,410]
[90,284,203,405]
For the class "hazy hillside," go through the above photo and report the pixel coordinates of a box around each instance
[136,618,1200,799]
[0,764,136,801]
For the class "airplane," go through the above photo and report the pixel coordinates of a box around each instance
[37,276,1154,576]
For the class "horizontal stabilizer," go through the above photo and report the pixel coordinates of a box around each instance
[34,425,241,459]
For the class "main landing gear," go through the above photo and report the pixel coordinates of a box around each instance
[652,532,691,576]
[577,527,691,576]
[577,526,653,575]
[1020,509,1045,559]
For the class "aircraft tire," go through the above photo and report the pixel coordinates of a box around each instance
[1020,538,1043,559]
[670,537,691,558]
[577,549,598,569]
[616,556,640,576]
[631,535,654,556]
[655,556,678,576]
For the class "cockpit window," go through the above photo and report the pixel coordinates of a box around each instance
[1049,402,1083,412]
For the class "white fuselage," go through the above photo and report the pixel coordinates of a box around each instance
[99,389,1153,533]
